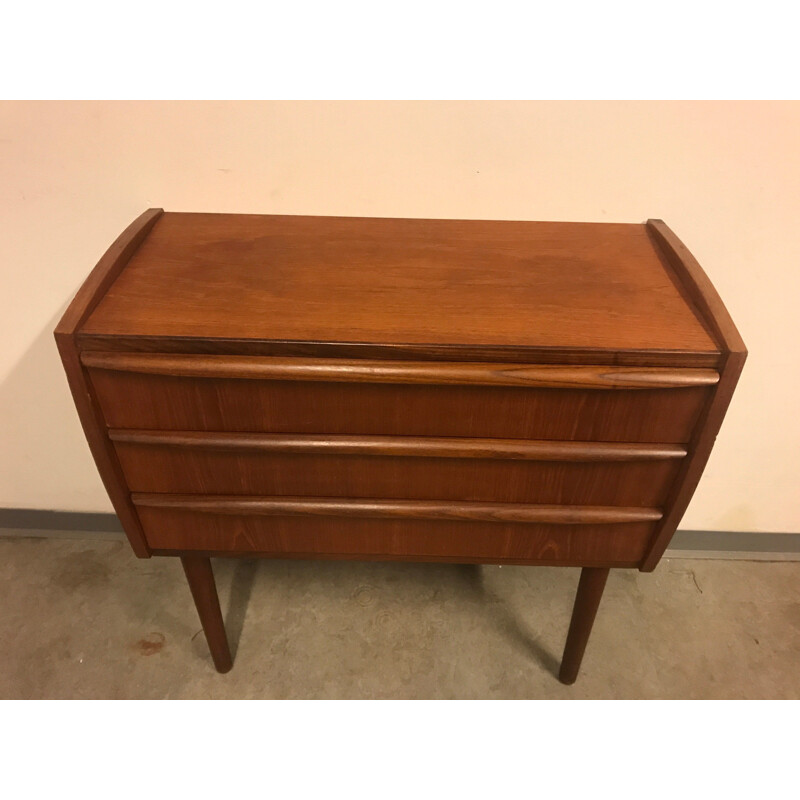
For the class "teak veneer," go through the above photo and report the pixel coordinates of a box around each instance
[56,210,746,684]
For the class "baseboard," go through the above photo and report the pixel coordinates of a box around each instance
[0,508,123,540]
[1,507,798,559]
[665,530,800,561]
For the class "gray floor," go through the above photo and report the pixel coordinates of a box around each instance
[1,536,798,699]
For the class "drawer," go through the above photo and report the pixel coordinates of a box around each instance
[132,495,659,566]
[85,354,716,443]
[112,431,685,506]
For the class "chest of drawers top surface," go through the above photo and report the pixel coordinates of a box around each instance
[76,211,719,363]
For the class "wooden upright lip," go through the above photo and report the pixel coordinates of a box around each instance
[77,212,721,366]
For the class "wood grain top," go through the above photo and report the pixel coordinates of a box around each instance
[81,212,719,359]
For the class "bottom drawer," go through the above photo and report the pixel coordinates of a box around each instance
[135,498,655,566]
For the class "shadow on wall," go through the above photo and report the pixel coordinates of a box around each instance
[0,303,108,512]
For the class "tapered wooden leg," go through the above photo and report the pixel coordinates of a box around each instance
[559,567,610,685]
[181,555,233,673]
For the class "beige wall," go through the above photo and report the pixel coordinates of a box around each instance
[1,101,797,532]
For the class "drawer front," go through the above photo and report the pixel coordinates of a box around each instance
[112,433,684,506]
[134,500,656,566]
[88,367,712,443]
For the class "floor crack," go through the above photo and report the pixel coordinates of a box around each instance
[671,569,704,594]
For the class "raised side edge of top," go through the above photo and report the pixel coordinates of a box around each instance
[645,220,747,357]
[54,208,164,337]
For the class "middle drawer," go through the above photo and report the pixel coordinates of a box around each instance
[111,431,684,507]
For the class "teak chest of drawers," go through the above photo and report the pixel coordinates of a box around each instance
[55,210,746,683]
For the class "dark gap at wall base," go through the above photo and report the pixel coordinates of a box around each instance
[668,529,800,554]
[0,508,123,533]
[0,508,797,556]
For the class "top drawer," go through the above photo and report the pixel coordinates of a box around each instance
[83,353,716,443]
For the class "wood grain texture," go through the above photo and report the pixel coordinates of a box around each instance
[88,370,711,443]
[138,508,655,565]
[54,209,164,558]
[80,213,719,359]
[109,430,687,461]
[54,339,150,557]
[131,494,662,524]
[57,210,747,679]
[181,555,232,673]
[113,435,682,506]
[559,567,610,684]
[55,209,164,336]
[641,221,747,570]
[81,352,719,389]
[74,333,724,368]
[641,353,747,569]
[647,220,746,354]
[151,548,643,568]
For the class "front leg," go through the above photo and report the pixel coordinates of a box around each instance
[181,555,233,673]
[558,567,610,685]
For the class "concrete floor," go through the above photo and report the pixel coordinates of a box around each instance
[1,536,798,699]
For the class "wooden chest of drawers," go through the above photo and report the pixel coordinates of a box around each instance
[55,210,745,683]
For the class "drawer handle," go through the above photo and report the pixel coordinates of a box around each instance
[83,352,719,390]
[111,430,687,462]
[132,494,663,525]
